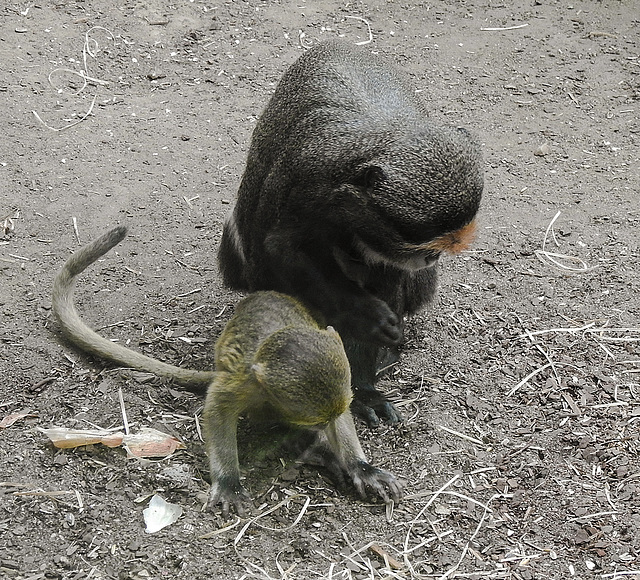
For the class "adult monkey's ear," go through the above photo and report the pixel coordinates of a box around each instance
[350,165,386,188]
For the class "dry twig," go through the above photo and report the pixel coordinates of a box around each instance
[345,15,373,45]
[535,211,597,273]
[480,23,529,31]
[33,26,114,131]
[234,494,309,546]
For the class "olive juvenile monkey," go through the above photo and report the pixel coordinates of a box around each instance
[52,226,402,516]
[218,39,484,426]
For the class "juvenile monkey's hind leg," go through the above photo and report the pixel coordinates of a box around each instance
[290,430,350,490]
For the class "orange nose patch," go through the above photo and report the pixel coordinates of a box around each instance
[425,220,477,254]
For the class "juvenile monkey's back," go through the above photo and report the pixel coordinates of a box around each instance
[214,292,321,367]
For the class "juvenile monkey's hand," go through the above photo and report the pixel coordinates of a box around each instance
[348,461,403,504]
[207,477,251,518]
[341,296,402,346]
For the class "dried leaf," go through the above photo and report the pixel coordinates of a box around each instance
[38,426,184,458]
[369,544,403,570]
[0,411,37,429]
[123,427,186,458]
[38,427,124,449]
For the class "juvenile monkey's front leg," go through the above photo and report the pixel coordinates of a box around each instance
[201,375,251,517]
[324,410,403,503]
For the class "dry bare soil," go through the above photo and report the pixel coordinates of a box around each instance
[1,1,639,579]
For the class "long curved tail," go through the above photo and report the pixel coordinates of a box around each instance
[52,226,214,394]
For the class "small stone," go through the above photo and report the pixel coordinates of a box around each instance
[534,142,550,156]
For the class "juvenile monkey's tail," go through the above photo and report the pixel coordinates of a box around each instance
[52,226,214,394]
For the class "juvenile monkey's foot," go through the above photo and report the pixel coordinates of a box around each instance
[293,435,402,504]
[348,461,403,504]
[352,386,403,427]
[207,477,251,518]
[299,449,349,489]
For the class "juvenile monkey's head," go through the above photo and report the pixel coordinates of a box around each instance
[335,123,483,271]
[252,326,352,427]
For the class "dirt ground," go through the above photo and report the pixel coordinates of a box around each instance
[1,1,639,579]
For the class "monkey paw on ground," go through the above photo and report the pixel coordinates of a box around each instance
[349,461,403,504]
[207,478,251,518]
[352,386,404,427]
[291,430,402,504]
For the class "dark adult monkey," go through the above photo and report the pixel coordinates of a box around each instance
[218,39,483,426]
[52,226,401,516]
